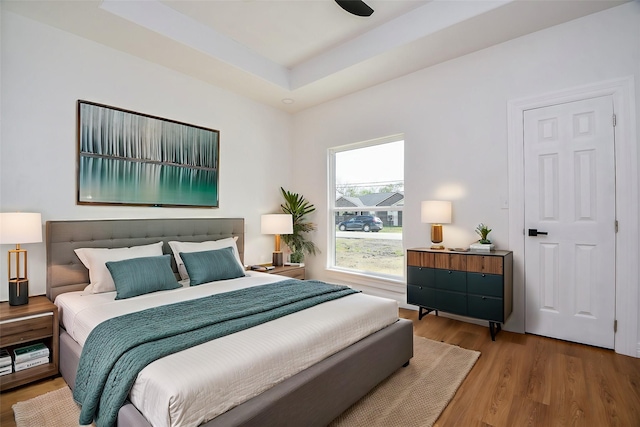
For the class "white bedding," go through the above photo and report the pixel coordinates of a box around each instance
[55,272,398,427]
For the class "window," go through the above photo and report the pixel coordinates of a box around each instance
[329,136,404,278]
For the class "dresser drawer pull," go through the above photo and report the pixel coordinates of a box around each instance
[482,274,486,277]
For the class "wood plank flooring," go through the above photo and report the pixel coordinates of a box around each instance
[1,309,639,427]
[405,309,640,427]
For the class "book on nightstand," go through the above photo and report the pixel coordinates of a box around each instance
[0,349,11,367]
[14,356,49,372]
[13,343,50,363]
[0,364,13,376]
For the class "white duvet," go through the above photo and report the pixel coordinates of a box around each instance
[55,272,398,427]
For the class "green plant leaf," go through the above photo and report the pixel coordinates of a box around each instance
[280,187,319,257]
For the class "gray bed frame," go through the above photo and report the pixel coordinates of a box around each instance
[46,218,413,427]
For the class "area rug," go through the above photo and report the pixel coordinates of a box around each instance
[13,336,479,427]
[330,336,480,427]
[12,386,91,427]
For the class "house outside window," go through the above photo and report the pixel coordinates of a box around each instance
[329,136,404,279]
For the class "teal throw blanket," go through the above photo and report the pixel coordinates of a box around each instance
[73,279,358,427]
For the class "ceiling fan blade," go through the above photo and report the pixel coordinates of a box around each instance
[335,0,374,17]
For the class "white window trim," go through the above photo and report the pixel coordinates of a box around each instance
[328,134,405,283]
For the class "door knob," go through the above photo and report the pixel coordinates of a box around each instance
[528,228,548,236]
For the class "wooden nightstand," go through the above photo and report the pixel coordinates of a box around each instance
[0,296,59,391]
[268,265,306,280]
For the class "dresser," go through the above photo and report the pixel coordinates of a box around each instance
[407,248,513,340]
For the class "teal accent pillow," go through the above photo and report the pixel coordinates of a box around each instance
[106,255,181,300]
[180,247,246,286]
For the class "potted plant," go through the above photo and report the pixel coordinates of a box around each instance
[476,223,492,244]
[280,187,319,263]
[470,223,495,252]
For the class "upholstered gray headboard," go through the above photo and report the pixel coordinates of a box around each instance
[46,218,245,301]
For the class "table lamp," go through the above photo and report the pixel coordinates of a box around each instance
[261,214,293,267]
[421,201,451,250]
[0,212,43,305]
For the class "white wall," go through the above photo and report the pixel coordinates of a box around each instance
[0,11,293,299]
[2,3,639,352]
[292,3,640,337]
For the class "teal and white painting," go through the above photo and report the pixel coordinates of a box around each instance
[77,101,219,207]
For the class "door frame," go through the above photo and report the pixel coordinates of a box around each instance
[507,77,638,357]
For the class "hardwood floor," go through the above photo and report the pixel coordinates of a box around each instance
[1,309,639,427]
[402,309,640,427]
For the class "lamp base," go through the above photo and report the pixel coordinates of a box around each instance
[430,245,445,250]
[9,279,29,306]
[272,251,284,267]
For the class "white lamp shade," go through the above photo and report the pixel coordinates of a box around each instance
[261,214,293,235]
[421,201,452,224]
[0,212,43,244]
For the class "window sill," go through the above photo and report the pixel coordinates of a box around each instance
[325,267,405,294]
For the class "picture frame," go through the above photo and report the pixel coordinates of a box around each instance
[77,100,219,207]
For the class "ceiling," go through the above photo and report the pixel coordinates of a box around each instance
[3,0,628,113]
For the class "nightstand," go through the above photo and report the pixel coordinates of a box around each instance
[0,296,59,391]
[268,265,306,280]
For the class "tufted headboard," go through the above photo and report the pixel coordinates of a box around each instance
[46,218,245,301]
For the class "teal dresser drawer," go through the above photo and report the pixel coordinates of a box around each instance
[407,248,513,341]
[434,269,466,292]
[467,273,503,298]
[468,295,503,321]
[407,284,436,308]
[435,290,467,316]
[407,266,435,286]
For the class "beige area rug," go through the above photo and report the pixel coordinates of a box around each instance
[13,337,479,427]
[330,336,480,427]
[12,386,93,427]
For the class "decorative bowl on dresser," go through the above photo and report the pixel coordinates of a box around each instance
[406,248,513,341]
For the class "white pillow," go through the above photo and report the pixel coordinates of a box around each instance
[75,242,164,294]
[168,237,242,280]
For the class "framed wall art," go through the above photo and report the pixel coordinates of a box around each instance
[77,100,219,207]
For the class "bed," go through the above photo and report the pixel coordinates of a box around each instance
[46,218,413,427]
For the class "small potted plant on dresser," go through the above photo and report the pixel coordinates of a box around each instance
[470,223,495,252]
[280,187,319,263]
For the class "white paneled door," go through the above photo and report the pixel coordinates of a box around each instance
[524,96,616,349]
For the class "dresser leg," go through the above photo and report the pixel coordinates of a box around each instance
[418,307,437,320]
[489,322,502,341]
